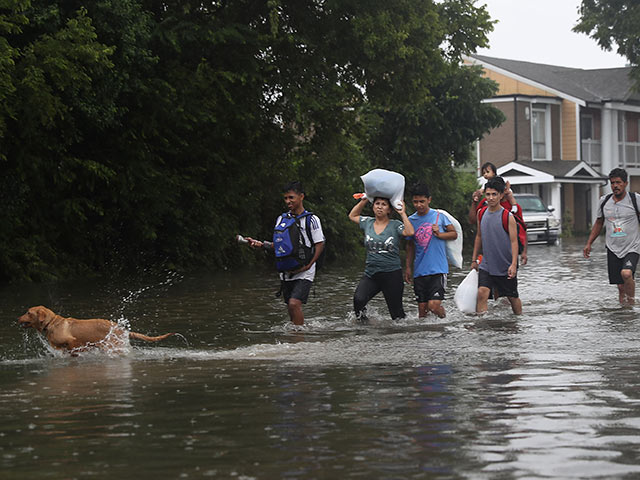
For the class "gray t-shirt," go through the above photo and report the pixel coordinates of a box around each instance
[480,207,514,276]
[597,192,640,258]
[359,216,405,277]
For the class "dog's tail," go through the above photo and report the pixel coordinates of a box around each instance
[129,331,176,342]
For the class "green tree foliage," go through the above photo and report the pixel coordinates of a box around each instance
[0,0,503,282]
[574,0,640,84]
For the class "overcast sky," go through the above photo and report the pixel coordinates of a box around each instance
[476,0,627,69]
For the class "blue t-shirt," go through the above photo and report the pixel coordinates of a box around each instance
[359,216,405,276]
[408,209,450,277]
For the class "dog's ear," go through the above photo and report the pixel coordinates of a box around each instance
[36,306,48,325]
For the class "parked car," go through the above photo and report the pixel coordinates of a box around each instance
[514,193,561,245]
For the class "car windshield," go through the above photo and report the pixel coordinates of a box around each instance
[517,196,547,213]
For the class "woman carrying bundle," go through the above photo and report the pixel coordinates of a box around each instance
[348,196,414,323]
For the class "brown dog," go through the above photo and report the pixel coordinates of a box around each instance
[18,305,176,354]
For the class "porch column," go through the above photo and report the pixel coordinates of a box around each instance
[550,182,562,222]
[601,108,617,175]
[590,183,601,223]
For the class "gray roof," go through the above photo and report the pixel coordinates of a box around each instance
[512,160,604,179]
[471,54,639,104]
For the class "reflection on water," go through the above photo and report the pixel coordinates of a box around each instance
[3,239,640,477]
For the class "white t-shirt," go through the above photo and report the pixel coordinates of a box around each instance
[275,212,325,282]
[598,192,640,258]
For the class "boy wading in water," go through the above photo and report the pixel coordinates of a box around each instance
[405,183,458,318]
[471,177,522,315]
[583,168,640,305]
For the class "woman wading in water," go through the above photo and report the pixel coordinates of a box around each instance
[349,196,414,323]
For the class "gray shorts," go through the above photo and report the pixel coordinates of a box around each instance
[282,279,313,304]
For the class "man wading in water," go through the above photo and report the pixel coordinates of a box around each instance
[245,181,325,325]
[583,168,640,305]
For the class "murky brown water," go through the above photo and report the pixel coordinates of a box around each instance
[3,238,640,478]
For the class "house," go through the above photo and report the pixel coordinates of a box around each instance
[465,54,640,233]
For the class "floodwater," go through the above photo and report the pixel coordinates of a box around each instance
[2,238,640,479]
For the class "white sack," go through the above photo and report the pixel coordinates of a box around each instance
[435,209,463,269]
[454,269,478,314]
[361,169,405,210]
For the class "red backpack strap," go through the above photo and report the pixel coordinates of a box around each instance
[477,205,488,224]
[501,208,510,234]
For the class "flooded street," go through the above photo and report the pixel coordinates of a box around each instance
[3,238,640,478]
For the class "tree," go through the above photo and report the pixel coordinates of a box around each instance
[0,0,503,282]
[574,0,640,84]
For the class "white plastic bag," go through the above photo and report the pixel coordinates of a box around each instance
[361,169,405,210]
[454,269,478,314]
[435,209,463,268]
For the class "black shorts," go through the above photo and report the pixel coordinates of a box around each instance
[478,269,519,298]
[413,274,446,303]
[282,279,313,304]
[607,249,639,284]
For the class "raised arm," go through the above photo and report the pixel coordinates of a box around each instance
[468,189,482,225]
[396,201,415,237]
[349,197,369,224]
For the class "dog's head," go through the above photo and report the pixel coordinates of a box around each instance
[18,306,57,331]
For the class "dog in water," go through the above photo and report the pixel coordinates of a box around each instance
[18,305,176,354]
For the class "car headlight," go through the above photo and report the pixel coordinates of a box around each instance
[549,217,561,229]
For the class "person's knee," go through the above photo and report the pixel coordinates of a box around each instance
[288,298,303,310]
[621,269,634,281]
[477,287,490,301]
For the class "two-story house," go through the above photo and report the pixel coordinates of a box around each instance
[465,54,640,233]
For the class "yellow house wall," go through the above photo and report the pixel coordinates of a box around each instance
[483,70,556,97]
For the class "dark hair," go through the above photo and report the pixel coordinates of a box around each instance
[485,176,506,193]
[282,181,304,194]
[373,197,391,207]
[480,162,497,175]
[411,183,431,198]
[609,168,627,183]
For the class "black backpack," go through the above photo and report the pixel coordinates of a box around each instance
[599,192,640,222]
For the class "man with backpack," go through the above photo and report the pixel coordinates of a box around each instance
[246,181,325,325]
[471,176,523,315]
[583,168,640,305]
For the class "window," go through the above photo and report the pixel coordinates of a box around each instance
[581,114,594,140]
[532,106,549,159]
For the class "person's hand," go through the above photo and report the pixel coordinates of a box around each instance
[471,259,479,271]
[290,265,307,275]
[432,223,440,237]
[508,263,517,279]
[583,244,592,259]
[404,268,413,284]
[395,201,406,216]
[245,237,263,249]
[520,252,528,266]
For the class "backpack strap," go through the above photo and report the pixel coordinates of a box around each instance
[477,205,487,224]
[500,208,510,234]
[630,193,640,223]
[599,193,613,218]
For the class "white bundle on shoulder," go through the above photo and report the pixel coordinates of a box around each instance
[434,209,463,269]
[361,169,405,210]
